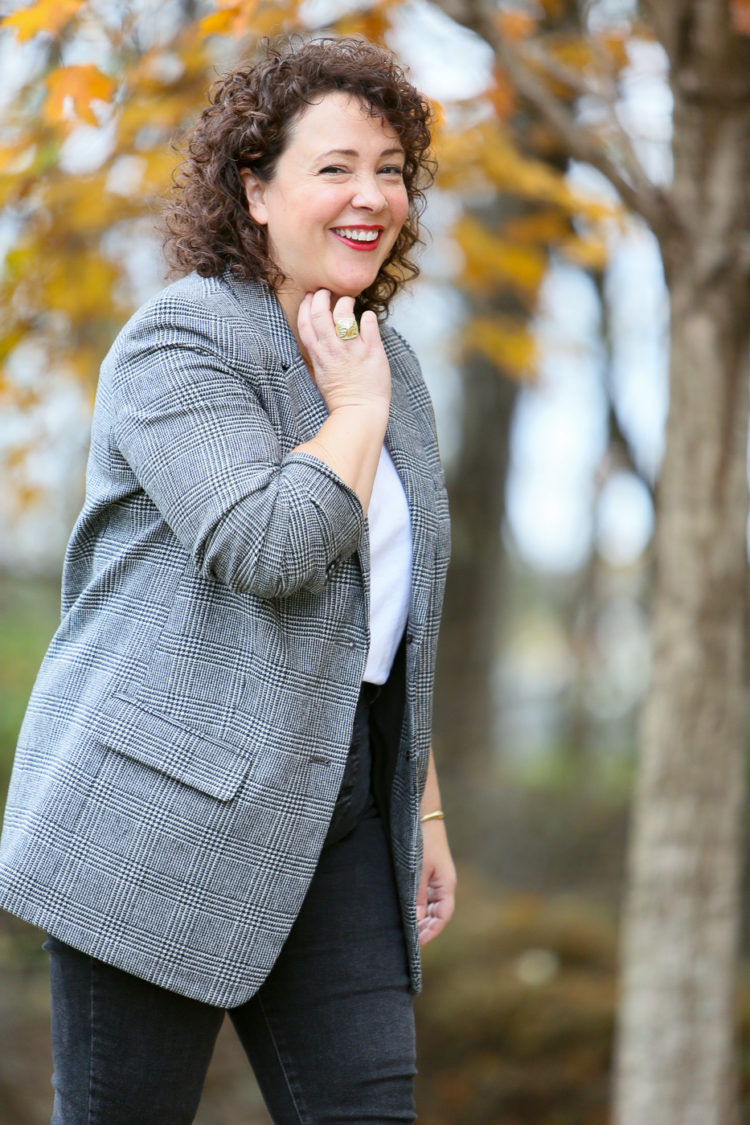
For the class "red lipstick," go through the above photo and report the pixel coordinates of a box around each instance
[330,226,383,251]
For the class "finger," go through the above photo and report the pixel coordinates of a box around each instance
[332,295,355,323]
[331,296,359,346]
[358,309,380,346]
[309,288,333,335]
[419,916,448,946]
[418,895,454,946]
[419,918,438,946]
[297,292,316,351]
[418,905,441,946]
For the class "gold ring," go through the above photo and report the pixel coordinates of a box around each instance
[334,317,359,340]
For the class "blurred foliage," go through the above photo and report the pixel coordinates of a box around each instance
[3,2,745,1120]
[416,880,617,1125]
[0,0,627,511]
[0,575,60,796]
[418,881,750,1125]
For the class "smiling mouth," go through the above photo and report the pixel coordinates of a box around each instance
[331,227,383,250]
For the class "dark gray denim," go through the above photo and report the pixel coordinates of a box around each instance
[45,685,416,1124]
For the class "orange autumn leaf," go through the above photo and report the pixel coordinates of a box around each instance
[5,444,33,473]
[0,141,36,176]
[42,252,120,319]
[44,172,142,231]
[0,327,26,365]
[200,8,237,36]
[502,209,571,245]
[11,483,44,512]
[549,38,593,72]
[200,1,257,38]
[596,31,630,71]
[429,98,446,133]
[1,0,84,42]
[537,0,567,18]
[252,2,305,36]
[141,148,182,191]
[199,0,299,39]
[464,315,538,380]
[495,9,538,42]
[456,214,547,297]
[335,11,390,42]
[44,65,116,126]
[0,378,41,412]
[558,232,609,270]
[488,67,517,121]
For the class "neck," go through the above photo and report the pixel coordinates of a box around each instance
[276,282,350,372]
[276,285,304,349]
[276,287,312,372]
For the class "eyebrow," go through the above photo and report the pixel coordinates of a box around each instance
[316,147,405,159]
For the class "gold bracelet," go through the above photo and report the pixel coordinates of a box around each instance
[420,810,445,823]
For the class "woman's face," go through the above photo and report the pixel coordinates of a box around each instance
[241,92,409,306]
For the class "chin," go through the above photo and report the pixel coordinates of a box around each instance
[334,275,379,298]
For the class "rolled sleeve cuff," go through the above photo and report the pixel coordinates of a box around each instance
[282,450,365,587]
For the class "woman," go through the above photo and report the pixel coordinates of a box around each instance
[0,36,455,1124]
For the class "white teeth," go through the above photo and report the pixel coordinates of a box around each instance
[334,227,379,242]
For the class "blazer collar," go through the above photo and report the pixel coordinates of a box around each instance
[382,332,436,641]
[223,272,330,441]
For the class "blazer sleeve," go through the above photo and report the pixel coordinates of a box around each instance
[107,296,365,598]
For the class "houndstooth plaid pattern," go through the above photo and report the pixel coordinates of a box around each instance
[0,271,451,1007]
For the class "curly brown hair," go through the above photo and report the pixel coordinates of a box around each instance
[163,36,435,318]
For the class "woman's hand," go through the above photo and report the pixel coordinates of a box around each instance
[416,819,456,947]
[293,290,389,510]
[297,289,391,416]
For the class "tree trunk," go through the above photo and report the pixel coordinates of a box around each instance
[434,349,517,778]
[431,0,586,782]
[613,12,750,1122]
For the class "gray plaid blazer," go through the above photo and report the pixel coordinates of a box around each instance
[0,271,450,1007]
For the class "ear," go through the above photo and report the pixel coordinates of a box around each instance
[239,168,269,225]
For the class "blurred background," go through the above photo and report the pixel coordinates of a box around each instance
[2,1,750,1123]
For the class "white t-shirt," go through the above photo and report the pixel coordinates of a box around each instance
[362,445,412,685]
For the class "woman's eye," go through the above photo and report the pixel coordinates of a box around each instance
[380,166,404,177]
[319,165,346,175]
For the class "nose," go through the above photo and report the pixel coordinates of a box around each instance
[351,173,387,212]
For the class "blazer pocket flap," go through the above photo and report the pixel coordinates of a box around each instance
[98,694,251,801]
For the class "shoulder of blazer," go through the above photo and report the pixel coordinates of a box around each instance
[380,323,440,438]
[107,272,280,383]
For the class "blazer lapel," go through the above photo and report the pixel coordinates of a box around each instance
[384,365,436,644]
[222,272,330,444]
[262,294,330,443]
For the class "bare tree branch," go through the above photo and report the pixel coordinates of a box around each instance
[519,38,665,212]
[431,0,675,237]
[519,38,596,97]
[498,37,672,233]
[641,0,685,67]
